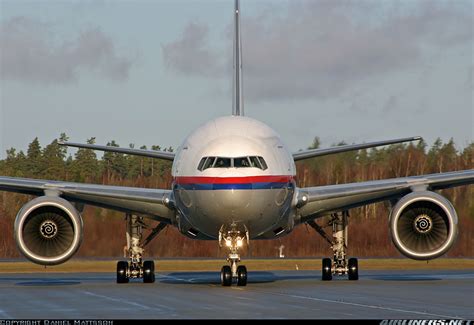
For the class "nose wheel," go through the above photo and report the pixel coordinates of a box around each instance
[236,265,247,286]
[219,224,249,286]
[221,266,232,286]
[220,264,248,286]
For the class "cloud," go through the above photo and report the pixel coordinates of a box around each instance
[0,16,132,84]
[383,95,399,114]
[467,66,473,90]
[162,0,473,102]
[162,22,223,77]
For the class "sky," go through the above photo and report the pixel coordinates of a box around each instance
[0,0,473,159]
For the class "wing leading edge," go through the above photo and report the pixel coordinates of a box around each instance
[296,169,474,222]
[59,142,175,161]
[0,176,175,223]
[293,136,422,161]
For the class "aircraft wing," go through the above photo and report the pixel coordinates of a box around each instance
[59,142,175,161]
[0,176,175,223]
[293,136,421,161]
[296,169,474,222]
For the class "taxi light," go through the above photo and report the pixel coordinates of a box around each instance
[236,238,243,247]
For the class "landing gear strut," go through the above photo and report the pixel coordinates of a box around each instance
[308,211,359,281]
[117,214,166,284]
[219,224,249,286]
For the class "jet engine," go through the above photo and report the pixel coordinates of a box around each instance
[389,191,458,260]
[14,196,83,265]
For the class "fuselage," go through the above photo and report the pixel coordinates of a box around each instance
[171,116,297,240]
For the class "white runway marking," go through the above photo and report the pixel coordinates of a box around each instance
[0,270,471,319]
[154,271,470,319]
[267,291,461,319]
[231,287,244,291]
[376,273,474,280]
[156,274,197,283]
[158,273,464,318]
[82,291,154,311]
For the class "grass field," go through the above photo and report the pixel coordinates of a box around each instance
[0,258,472,273]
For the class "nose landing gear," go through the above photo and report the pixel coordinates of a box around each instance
[236,265,248,286]
[219,224,249,286]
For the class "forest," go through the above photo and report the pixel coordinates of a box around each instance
[0,134,472,259]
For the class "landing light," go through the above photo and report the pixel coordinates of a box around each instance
[225,239,232,247]
[236,238,243,247]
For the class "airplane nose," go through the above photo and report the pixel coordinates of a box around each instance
[218,189,252,215]
[208,171,252,216]
[191,187,260,224]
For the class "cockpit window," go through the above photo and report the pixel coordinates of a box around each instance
[214,157,231,168]
[249,156,262,169]
[198,156,268,171]
[201,157,215,170]
[197,157,207,171]
[257,156,268,170]
[234,157,250,168]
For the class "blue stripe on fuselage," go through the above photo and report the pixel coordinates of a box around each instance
[174,182,294,190]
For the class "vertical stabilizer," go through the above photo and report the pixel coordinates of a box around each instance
[232,0,244,116]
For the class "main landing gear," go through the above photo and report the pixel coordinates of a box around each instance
[219,224,249,286]
[117,214,167,284]
[308,211,359,281]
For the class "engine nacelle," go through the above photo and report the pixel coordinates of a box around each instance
[389,191,458,260]
[14,196,83,265]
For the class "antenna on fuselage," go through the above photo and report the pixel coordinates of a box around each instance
[232,0,244,116]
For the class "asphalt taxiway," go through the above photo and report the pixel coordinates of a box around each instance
[0,270,472,319]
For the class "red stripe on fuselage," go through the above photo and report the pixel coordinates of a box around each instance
[174,175,295,184]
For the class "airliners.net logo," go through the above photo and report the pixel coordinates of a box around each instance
[380,320,471,325]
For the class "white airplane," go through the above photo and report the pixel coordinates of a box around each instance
[1,0,473,286]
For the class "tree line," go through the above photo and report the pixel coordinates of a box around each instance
[0,135,472,258]
[1,134,174,184]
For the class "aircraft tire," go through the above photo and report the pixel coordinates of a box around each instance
[221,265,232,286]
[322,258,332,281]
[237,265,247,286]
[348,258,359,281]
[143,260,155,283]
[117,261,129,284]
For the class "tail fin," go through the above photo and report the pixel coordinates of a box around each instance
[232,0,243,116]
